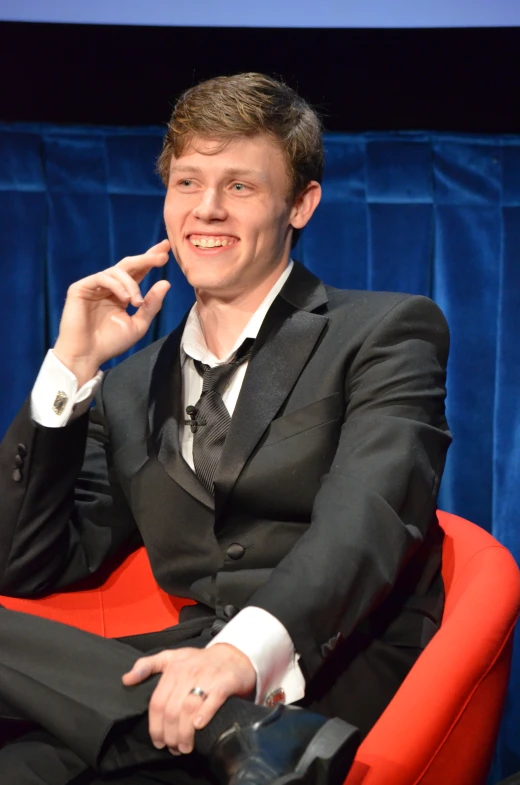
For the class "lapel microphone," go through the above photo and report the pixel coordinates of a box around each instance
[185,405,206,434]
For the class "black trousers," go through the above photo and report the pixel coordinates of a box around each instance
[0,608,221,784]
[0,606,421,784]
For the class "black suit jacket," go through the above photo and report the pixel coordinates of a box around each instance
[0,262,451,685]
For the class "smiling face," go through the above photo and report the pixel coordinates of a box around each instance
[163,134,321,304]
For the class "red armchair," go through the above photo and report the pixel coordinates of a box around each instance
[1,511,519,785]
[345,512,520,785]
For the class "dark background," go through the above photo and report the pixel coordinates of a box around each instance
[1,22,519,132]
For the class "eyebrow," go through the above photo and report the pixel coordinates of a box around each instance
[170,164,267,181]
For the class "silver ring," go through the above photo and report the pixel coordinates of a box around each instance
[189,686,208,700]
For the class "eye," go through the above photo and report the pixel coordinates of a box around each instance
[232,183,247,192]
[178,179,193,188]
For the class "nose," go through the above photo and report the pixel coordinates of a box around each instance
[192,187,227,222]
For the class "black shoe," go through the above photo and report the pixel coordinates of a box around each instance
[210,704,360,785]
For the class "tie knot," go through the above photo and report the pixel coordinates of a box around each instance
[194,338,254,395]
[200,362,238,395]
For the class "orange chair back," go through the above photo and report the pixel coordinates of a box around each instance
[0,547,194,637]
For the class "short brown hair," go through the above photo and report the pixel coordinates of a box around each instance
[157,73,324,199]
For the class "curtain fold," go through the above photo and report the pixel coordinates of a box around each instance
[0,123,519,781]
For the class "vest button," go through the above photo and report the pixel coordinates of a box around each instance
[226,543,245,560]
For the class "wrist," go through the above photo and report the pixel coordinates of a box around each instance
[52,344,100,388]
[211,643,257,683]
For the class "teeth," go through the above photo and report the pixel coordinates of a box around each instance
[189,236,237,248]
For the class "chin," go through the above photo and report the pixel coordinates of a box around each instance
[186,271,231,293]
[183,262,240,291]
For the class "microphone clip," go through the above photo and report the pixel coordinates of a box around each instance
[185,405,206,434]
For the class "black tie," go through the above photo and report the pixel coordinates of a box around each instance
[187,339,253,495]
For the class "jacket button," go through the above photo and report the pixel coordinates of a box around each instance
[12,469,22,482]
[17,444,27,458]
[223,604,239,620]
[226,543,245,560]
[14,455,23,468]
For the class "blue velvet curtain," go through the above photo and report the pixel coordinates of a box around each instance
[0,123,519,782]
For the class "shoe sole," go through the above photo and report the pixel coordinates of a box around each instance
[272,718,360,785]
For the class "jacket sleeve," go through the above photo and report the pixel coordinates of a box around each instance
[0,374,138,597]
[246,294,452,680]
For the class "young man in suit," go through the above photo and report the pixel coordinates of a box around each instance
[0,73,451,784]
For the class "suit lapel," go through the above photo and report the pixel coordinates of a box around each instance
[214,263,329,520]
[147,263,328,517]
[148,317,214,510]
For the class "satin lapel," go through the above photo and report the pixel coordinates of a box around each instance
[214,284,328,521]
[148,319,214,511]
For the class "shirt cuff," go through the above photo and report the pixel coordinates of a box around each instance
[30,350,103,427]
[206,606,305,706]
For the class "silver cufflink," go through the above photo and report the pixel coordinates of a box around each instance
[52,391,68,415]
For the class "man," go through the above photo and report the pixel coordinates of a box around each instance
[0,73,451,784]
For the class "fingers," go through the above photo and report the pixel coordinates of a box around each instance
[143,651,200,749]
[151,678,223,755]
[130,280,171,337]
[148,673,174,749]
[111,239,171,309]
[122,651,171,686]
[70,270,130,306]
[117,239,170,282]
[110,266,145,308]
[122,647,255,757]
[122,647,194,686]
[191,692,226,731]
[147,238,171,253]
[71,268,141,308]
[69,240,170,308]
[176,690,225,754]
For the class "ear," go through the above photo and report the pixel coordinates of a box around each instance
[289,181,322,230]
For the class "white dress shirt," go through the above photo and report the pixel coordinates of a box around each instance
[30,261,305,706]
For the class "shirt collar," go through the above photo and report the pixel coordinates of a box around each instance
[181,261,293,367]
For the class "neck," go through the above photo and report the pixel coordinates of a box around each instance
[195,262,288,359]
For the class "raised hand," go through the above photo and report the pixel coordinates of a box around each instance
[53,239,171,385]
